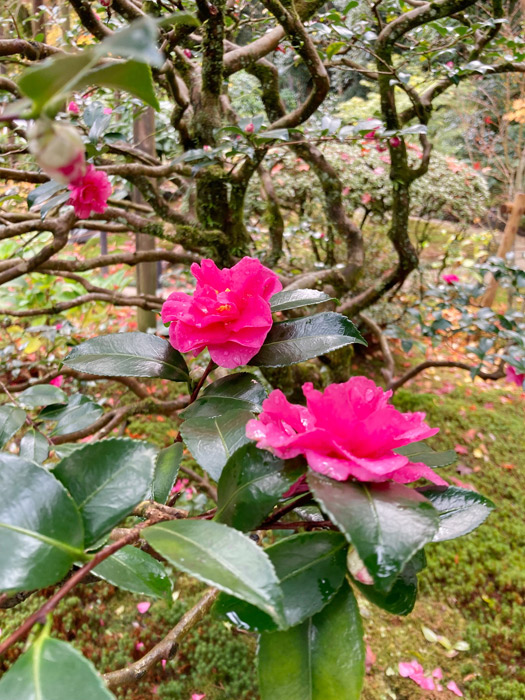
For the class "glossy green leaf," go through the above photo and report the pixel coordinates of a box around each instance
[250,312,366,367]
[350,550,426,616]
[182,372,267,419]
[18,53,94,108]
[27,180,64,209]
[180,408,253,481]
[0,405,26,447]
[98,16,163,67]
[53,438,157,547]
[39,394,103,437]
[269,289,334,313]
[0,634,115,700]
[17,384,67,408]
[151,442,183,504]
[93,545,172,599]
[63,332,189,382]
[80,61,159,110]
[258,583,365,700]
[0,454,84,592]
[418,486,495,542]
[214,531,347,631]
[143,519,285,625]
[309,473,438,592]
[157,12,200,29]
[215,444,305,531]
[19,429,50,463]
[395,440,457,467]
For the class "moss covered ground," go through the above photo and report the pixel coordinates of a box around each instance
[1,373,523,700]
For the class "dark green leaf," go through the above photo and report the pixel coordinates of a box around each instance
[17,384,67,408]
[418,486,494,542]
[309,473,438,592]
[180,408,253,481]
[98,16,163,67]
[395,440,457,467]
[38,394,103,437]
[0,454,84,592]
[63,332,189,382]
[18,53,94,109]
[215,444,305,531]
[182,373,266,419]
[269,289,334,312]
[215,531,347,631]
[20,429,50,463]
[53,438,157,547]
[0,635,115,700]
[0,405,26,447]
[27,180,64,209]
[258,583,365,700]
[151,442,183,504]
[143,519,285,625]
[40,191,70,219]
[250,312,366,367]
[157,12,200,29]
[80,61,159,110]
[93,545,172,599]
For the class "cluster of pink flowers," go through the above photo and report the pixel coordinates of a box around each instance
[246,376,447,485]
[162,257,282,368]
[28,118,112,218]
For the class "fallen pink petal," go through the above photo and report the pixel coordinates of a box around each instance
[447,681,464,696]
[136,602,151,614]
[432,667,444,680]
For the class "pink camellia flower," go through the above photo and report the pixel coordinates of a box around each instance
[364,129,377,140]
[505,364,525,388]
[161,257,282,368]
[28,120,86,184]
[68,164,112,218]
[245,123,255,134]
[443,273,460,284]
[390,136,401,148]
[68,101,80,114]
[246,376,446,485]
[49,375,64,388]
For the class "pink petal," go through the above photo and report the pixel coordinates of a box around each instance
[191,695,206,700]
[49,375,64,387]
[365,645,376,673]
[399,660,423,677]
[412,673,435,690]
[432,667,444,680]
[136,601,151,614]
[161,659,167,669]
[447,681,463,697]
[135,641,145,651]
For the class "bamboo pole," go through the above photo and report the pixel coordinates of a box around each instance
[480,191,525,308]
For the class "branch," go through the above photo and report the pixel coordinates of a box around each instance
[359,313,395,384]
[0,167,48,183]
[388,359,506,391]
[68,0,113,40]
[103,588,219,689]
[0,39,64,60]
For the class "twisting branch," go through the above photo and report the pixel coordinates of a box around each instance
[388,359,506,391]
[103,588,219,689]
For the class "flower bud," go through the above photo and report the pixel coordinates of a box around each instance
[28,119,86,184]
[389,136,401,148]
[245,122,254,134]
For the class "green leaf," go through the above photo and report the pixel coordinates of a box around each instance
[151,442,183,504]
[269,289,334,313]
[80,61,159,110]
[309,474,438,592]
[18,52,94,109]
[215,531,348,631]
[258,583,365,700]
[63,332,189,382]
[27,180,64,209]
[39,394,103,437]
[20,429,50,463]
[418,486,495,542]
[180,408,253,481]
[182,372,266,419]
[0,635,115,700]
[215,444,305,531]
[157,12,201,29]
[143,519,285,625]
[0,454,84,592]
[53,438,157,547]
[350,550,425,616]
[250,312,366,367]
[395,440,457,467]
[17,384,67,408]
[97,16,163,67]
[92,545,172,599]
[0,405,26,447]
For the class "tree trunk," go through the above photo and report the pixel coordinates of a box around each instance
[133,107,158,331]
